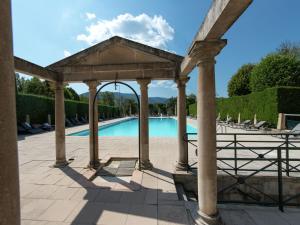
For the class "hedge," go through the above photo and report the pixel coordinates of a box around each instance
[16,93,120,124]
[188,87,300,127]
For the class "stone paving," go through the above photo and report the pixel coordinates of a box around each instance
[18,117,190,225]
[18,117,300,225]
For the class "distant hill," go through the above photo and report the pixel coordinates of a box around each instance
[80,91,169,104]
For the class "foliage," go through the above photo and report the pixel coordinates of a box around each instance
[250,53,300,92]
[227,64,255,97]
[16,75,80,100]
[64,86,80,101]
[149,103,167,116]
[123,99,138,115]
[16,93,120,124]
[188,87,300,127]
[166,97,177,115]
[99,91,115,106]
[277,41,300,59]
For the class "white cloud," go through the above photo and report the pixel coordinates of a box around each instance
[64,50,71,57]
[86,12,96,20]
[149,80,177,90]
[77,13,174,49]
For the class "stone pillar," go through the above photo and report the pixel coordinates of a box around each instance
[190,40,227,225]
[137,79,153,170]
[0,1,20,224]
[175,77,189,171]
[54,81,67,167]
[85,80,100,168]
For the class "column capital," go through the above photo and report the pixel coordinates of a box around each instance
[84,80,101,89]
[176,76,190,88]
[137,78,151,88]
[189,39,227,65]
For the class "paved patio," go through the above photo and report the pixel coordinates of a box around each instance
[19,118,191,225]
[18,117,300,225]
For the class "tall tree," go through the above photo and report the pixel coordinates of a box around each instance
[227,64,255,97]
[250,53,300,92]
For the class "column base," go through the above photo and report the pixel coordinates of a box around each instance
[191,210,223,225]
[89,160,101,169]
[139,160,153,170]
[175,162,188,171]
[53,160,68,168]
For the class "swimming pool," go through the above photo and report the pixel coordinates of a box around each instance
[69,118,197,137]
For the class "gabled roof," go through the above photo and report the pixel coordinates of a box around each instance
[46,36,184,82]
[47,36,183,68]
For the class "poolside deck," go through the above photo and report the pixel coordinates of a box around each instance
[18,117,300,225]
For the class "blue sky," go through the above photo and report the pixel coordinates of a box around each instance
[12,0,300,98]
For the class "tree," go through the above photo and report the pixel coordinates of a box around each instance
[15,73,27,93]
[99,91,115,106]
[277,41,300,59]
[250,53,300,92]
[186,94,196,106]
[123,99,137,115]
[23,77,47,96]
[186,94,196,115]
[16,75,81,100]
[166,97,177,115]
[65,86,80,101]
[227,64,255,97]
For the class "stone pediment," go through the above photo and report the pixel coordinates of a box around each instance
[48,36,183,68]
[46,36,183,82]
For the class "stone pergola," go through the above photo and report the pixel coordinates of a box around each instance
[17,36,185,169]
[0,0,252,224]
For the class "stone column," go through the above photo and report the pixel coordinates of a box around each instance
[85,80,100,168]
[54,81,67,167]
[137,79,153,170]
[0,1,20,224]
[175,77,189,171]
[190,40,227,225]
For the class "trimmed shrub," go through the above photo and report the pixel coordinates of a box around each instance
[188,87,300,127]
[250,53,300,92]
[227,64,255,97]
[16,93,120,124]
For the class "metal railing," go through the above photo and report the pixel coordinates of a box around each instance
[184,132,300,211]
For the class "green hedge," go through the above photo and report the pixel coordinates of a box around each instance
[188,87,300,127]
[16,93,120,124]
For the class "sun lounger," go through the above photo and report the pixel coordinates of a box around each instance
[246,121,268,130]
[218,117,232,125]
[238,120,251,129]
[70,118,83,125]
[65,118,74,127]
[273,123,300,139]
[79,116,88,123]
[41,123,54,131]
[21,122,44,134]
[17,125,27,134]
[74,118,83,125]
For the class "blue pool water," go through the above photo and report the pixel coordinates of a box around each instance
[69,118,197,137]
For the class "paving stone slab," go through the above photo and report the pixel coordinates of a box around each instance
[116,167,135,176]
[119,160,137,168]
[98,167,118,176]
